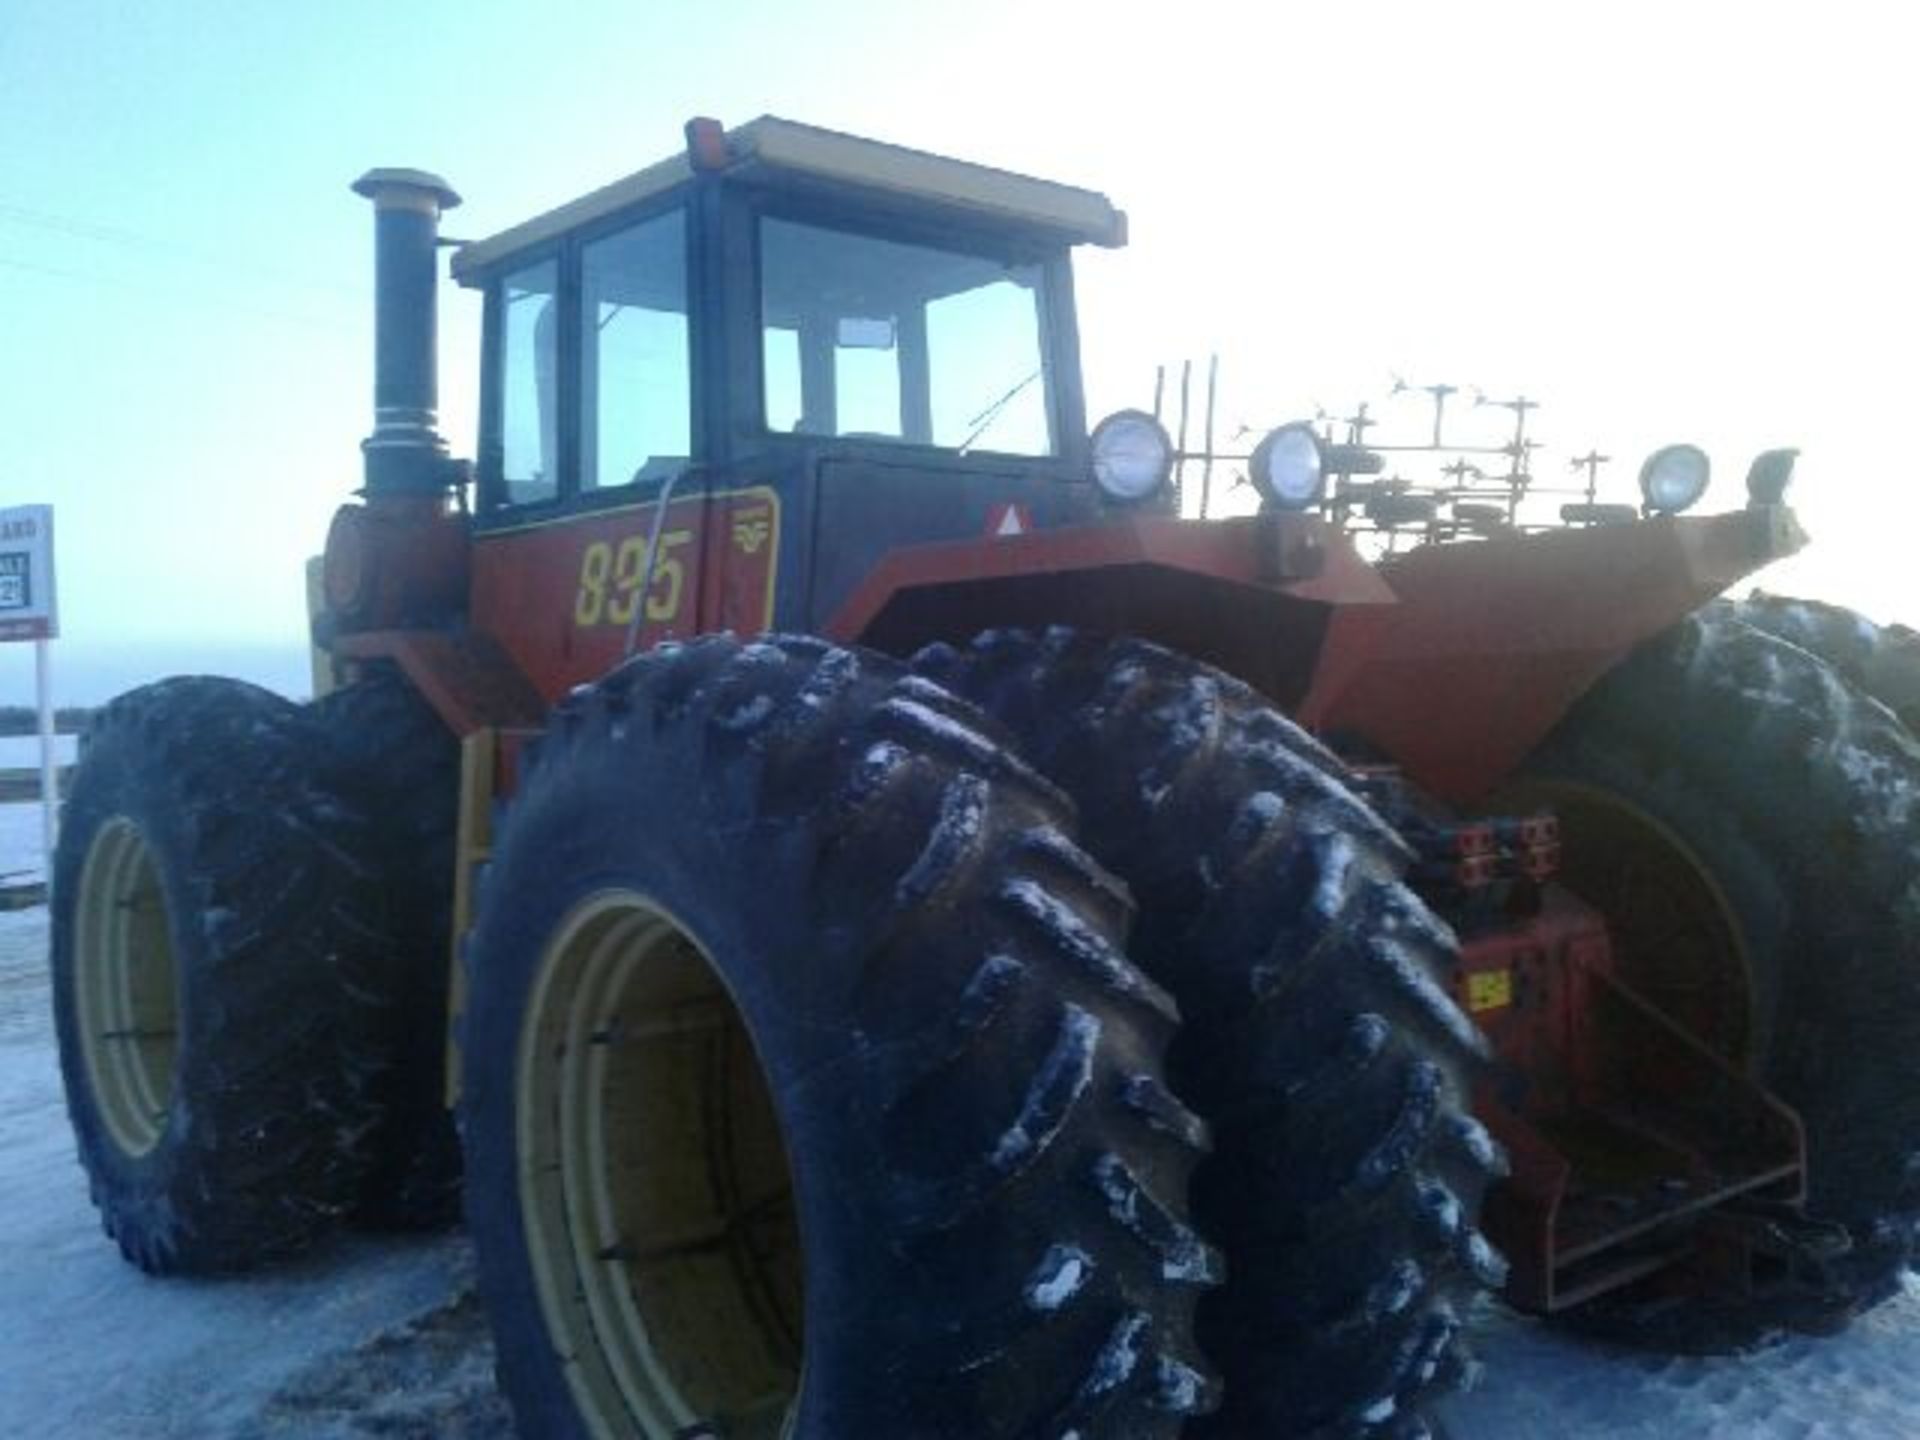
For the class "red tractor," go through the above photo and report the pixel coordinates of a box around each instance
[50,117,1920,1439]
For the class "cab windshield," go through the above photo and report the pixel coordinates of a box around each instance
[759,217,1055,457]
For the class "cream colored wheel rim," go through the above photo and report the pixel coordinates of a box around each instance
[73,817,180,1159]
[517,892,803,1439]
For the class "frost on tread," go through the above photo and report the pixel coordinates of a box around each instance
[51,677,394,1274]
[459,634,1218,1439]
[918,628,1504,1440]
[1733,591,1920,734]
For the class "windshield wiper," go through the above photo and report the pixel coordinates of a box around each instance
[957,369,1041,455]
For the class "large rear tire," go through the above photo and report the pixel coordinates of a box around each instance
[459,635,1219,1439]
[1732,592,1920,733]
[51,677,393,1273]
[918,630,1506,1440]
[1518,607,1920,1342]
[314,665,463,1231]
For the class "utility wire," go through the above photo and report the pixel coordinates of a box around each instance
[0,198,358,302]
[0,252,351,334]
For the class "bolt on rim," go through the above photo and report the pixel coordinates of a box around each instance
[517,892,803,1439]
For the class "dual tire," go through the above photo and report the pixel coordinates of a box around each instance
[60,600,1916,1428]
[918,630,1505,1438]
[461,636,1220,1438]
[51,667,466,1273]
[51,678,394,1273]
[47,639,1509,1436]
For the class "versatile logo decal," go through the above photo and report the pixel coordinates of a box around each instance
[732,508,773,555]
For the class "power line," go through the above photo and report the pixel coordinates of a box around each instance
[0,199,358,303]
[0,202,180,253]
[0,252,353,334]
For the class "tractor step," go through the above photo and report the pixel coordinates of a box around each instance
[1467,894,1808,1314]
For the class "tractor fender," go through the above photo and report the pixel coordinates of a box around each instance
[827,511,1400,710]
[330,628,548,737]
[829,506,1803,807]
[1299,505,1807,804]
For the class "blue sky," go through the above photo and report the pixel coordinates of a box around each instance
[2,0,1914,703]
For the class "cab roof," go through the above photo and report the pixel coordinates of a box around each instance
[449,115,1128,283]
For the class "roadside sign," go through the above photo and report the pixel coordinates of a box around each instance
[0,505,57,642]
[0,504,60,868]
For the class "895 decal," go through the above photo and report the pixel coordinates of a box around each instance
[573,530,693,629]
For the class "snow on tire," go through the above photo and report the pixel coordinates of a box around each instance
[51,677,394,1273]
[458,635,1219,1439]
[917,629,1506,1440]
[1520,606,1920,1340]
[1731,592,1920,734]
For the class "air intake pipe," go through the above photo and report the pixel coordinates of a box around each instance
[321,168,470,637]
[351,167,462,496]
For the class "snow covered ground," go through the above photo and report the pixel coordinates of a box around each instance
[7,799,1920,1437]
[0,887,510,1439]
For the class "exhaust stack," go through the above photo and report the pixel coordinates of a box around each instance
[351,168,461,496]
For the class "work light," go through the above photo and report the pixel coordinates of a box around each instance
[1250,422,1327,510]
[1089,410,1173,502]
[1639,444,1711,515]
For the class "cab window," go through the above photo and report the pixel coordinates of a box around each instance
[758,218,1054,456]
[579,209,690,490]
[499,258,558,503]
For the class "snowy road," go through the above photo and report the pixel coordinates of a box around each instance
[6,891,1920,1437]
[0,906,510,1439]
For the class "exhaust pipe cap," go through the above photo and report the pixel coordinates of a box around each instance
[352,168,461,213]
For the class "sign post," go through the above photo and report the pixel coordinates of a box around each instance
[0,505,60,872]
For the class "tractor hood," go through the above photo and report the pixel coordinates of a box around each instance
[1298,504,1808,803]
[831,503,1805,806]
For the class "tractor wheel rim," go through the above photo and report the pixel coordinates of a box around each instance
[517,892,804,1440]
[74,817,180,1158]
[1518,780,1756,1065]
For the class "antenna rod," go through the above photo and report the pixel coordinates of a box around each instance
[1199,353,1219,520]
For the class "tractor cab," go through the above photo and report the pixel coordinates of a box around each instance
[454,118,1119,496]
[424,119,1166,674]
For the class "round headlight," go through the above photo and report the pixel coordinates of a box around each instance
[1089,409,1173,502]
[1639,443,1711,514]
[1249,422,1327,510]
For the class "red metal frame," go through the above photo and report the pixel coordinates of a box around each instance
[471,486,780,705]
[334,629,547,735]
[831,505,1803,805]
[1456,892,1805,1312]
[829,511,1396,708]
[337,487,1800,814]
[1302,507,1807,803]
[326,484,1814,1313]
